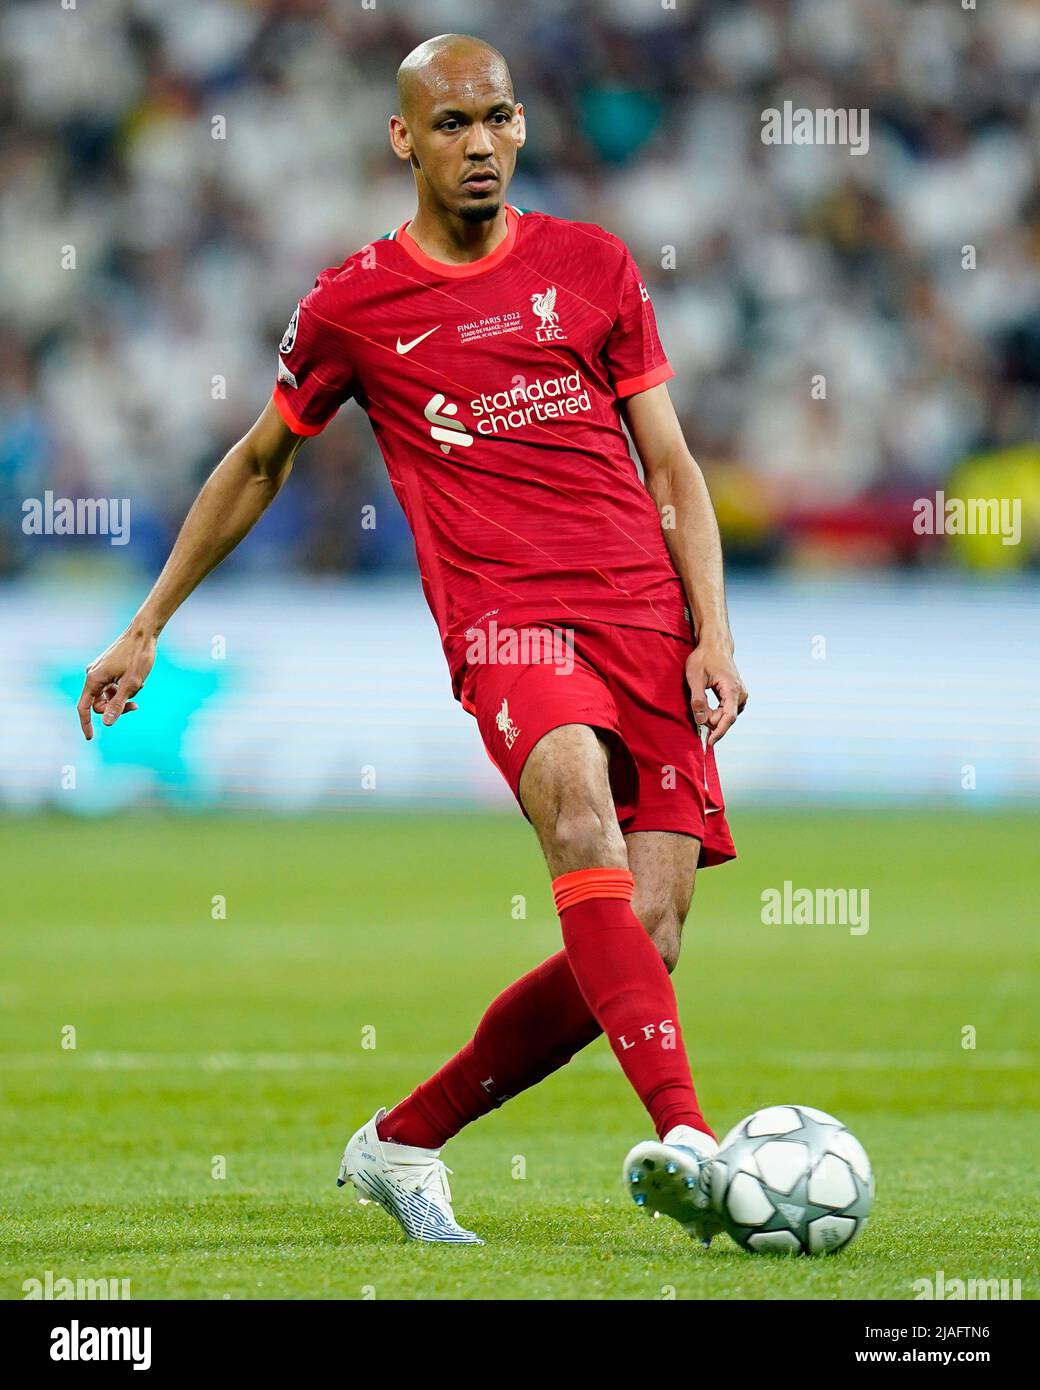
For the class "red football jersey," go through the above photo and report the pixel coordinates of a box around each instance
[272,205,690,690]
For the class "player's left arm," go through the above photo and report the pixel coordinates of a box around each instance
[623,382,748,745]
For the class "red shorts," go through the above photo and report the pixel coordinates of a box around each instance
[459,620,736,867]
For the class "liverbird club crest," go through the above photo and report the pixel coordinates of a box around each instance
[495,698,520,750]
[530,287,566,342]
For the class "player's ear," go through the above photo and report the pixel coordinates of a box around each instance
[514,103,526,148]
[388,114,413,162]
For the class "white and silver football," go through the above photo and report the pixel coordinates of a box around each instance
[706,1105,874,1255]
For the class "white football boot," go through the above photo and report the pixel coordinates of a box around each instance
[622,1125,724,1246]
[337,1109,483,1245]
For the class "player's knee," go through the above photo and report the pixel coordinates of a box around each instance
[653,925,683,974]
[550,803,624,868]
[639,904,684,973]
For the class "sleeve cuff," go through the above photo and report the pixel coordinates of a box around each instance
[271,385,332,437]
[613,360,675,399]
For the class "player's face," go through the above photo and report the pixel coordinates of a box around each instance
[393,66,525,223]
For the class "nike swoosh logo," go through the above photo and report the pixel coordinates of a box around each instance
[396,325,441,355]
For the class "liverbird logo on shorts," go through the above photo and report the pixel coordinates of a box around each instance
[531,287,565,341]
[496,698,520,750]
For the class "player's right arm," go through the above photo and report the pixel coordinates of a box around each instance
[76,398,304,739]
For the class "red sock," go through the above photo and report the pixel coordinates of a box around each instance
[554,867,712,1141]
[378,950,602,1149]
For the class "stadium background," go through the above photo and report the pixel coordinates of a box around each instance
[2,0,1038,1301]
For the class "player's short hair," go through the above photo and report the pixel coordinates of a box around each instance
[396,33,513,120]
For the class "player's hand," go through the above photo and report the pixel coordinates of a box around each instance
[77,628,156,740]
[685,643,748,747]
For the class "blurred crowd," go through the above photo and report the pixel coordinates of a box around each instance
[2,0,1038,578]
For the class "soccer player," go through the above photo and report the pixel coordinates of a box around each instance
[77,34,748,1246]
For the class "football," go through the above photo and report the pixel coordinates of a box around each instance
[705,1105,873,1255]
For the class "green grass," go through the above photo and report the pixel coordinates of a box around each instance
[1,810,1037,1300]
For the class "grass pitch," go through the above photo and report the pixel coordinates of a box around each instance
[1,810,1037,1300]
